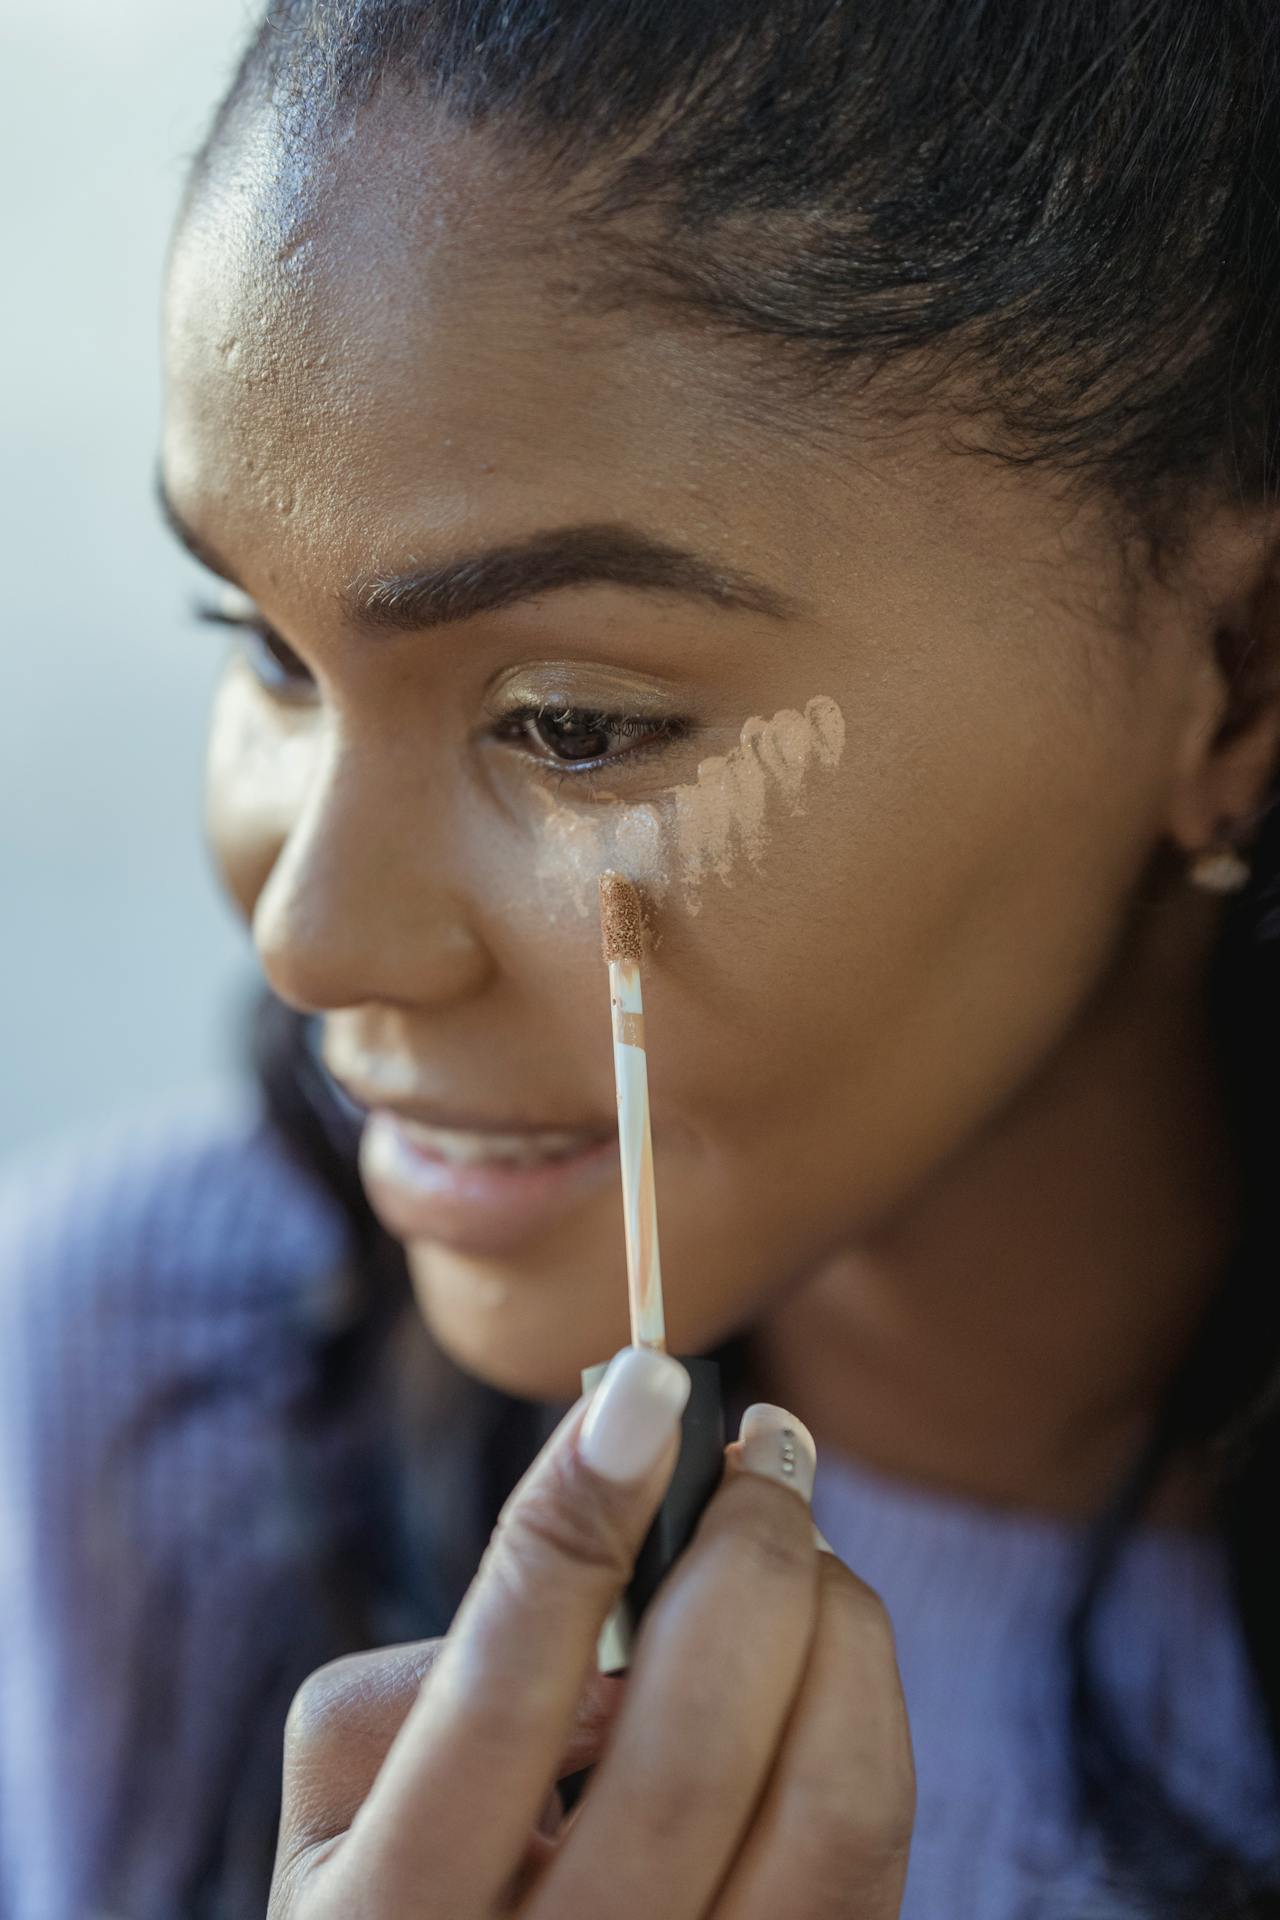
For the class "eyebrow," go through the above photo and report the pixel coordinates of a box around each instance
[154,468,804,631]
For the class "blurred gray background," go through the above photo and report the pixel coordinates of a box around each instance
[1,1,262,1161]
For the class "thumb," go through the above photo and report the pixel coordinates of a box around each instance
[318,1347,690,1911]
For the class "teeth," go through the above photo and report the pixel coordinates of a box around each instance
[398,1119,594,1167]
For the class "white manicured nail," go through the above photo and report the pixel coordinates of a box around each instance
[738,1403,817,1503]
[813,1524,837,1555]
[579,1347,691,1483]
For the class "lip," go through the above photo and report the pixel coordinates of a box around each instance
[357,1107,620,1255]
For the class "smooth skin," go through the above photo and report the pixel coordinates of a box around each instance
[162,90,1280,1915]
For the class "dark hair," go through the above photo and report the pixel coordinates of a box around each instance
[167,3,1280,1913]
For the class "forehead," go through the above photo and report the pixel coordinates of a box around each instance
[161,94,823,600]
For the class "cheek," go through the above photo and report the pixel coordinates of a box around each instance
[203,661,321,923]
[520,697,847,920]
[642,638,1170,1243]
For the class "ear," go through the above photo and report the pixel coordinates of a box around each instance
[1164,504,1280,858]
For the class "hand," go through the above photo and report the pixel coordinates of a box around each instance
[269,1346,915,1919]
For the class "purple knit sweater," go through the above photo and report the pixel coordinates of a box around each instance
[1,1088,1276,1918]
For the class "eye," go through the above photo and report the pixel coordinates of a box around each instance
[493,703,684,771]
[195,597,317,702]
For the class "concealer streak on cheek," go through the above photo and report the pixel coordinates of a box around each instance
[530,696,846,917]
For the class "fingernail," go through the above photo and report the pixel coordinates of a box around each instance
[579,1347,691,1484]
[737,1404,817,1503]
[813,1524,836,1555]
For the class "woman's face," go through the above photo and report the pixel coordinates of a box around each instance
[162,107,1210,1400]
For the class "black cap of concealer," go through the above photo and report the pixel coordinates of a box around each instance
[580,1354,724,1674]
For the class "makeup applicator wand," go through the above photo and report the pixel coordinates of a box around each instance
[582,872,725,1675]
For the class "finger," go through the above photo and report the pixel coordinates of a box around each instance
[277,1641,445,1868]
[279,1644,624,1862]
[527,1405,821,1920]
[557,1670,628,1778]
[712,1555,915,1920]
[276,1645,626,1912]
[327,1346,689,1913]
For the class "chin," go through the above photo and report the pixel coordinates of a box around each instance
[405,1239,633,1404]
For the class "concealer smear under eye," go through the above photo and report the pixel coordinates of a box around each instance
[531,696,846,916]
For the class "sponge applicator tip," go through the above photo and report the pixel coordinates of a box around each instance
[599,870,644,967]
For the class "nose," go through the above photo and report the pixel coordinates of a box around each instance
[252,730,493,1016]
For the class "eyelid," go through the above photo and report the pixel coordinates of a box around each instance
[485,657,685,722]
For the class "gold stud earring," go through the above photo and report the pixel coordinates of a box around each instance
[1187,822,1252,894]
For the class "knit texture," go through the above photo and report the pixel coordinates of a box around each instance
[1,1091,1276,1917]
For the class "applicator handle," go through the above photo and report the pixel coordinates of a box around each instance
[580,1354,724,1673]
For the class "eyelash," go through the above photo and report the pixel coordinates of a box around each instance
[195,601,688,774]
[197,601,315,703]
[490,703,688,778]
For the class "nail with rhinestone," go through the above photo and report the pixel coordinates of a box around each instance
[738,1404,817,1503]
